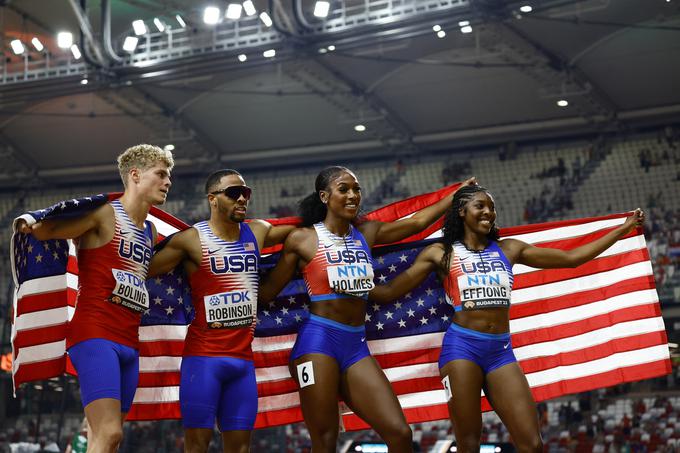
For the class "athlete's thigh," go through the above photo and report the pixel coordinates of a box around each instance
[69,339,123,408]
[339,356,408,433]
[484,362,541,443]
[290,353,341,431]
[440,359,485,440]
[119,346,140,413]
[180,356,221,428]
[217,359,257,432]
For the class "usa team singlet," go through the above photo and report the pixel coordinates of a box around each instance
[67,200,153,349]
[302,222,375,302]
[184,221,260,359]
[442,241,514,312]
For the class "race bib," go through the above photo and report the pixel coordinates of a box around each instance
[203,290,255,329]
[458,272,511,310]
[108,269,149,313]
[327,263,375,296]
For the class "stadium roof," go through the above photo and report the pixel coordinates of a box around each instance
[0,0,679,186]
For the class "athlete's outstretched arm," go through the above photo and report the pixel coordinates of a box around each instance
[264,224,296,248]
[504,209,645,269]
[365,177,476,246]
[258,229,304,304]
[369,244,441,303]
[247,219,296,249]
[148,229,195,277]
[14,204,110,241]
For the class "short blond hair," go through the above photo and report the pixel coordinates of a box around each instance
[117,144,175,187]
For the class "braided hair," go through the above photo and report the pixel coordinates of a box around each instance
[299,166,353,227]
[439,185,500,275]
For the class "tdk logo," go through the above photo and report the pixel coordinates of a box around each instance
[209,295,221,306]
[212,291,251,304]
[325,250,371,265]
[210,255,258,274]
[119,239,151,264]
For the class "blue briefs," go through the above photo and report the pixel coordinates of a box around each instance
[290,314,371,372]
[67,338,139,412]
[179,356,257,431]
[438,323,517,374]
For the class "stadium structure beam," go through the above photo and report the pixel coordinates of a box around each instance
[96,86,222,166]
[502,22,618,121]
[0,130,41,184]
[18,102,680,183]
[3,2,56,35]
[470,0,619,123]
[66,0,108,67]
[308,56,420,155]
[1,0,470,87]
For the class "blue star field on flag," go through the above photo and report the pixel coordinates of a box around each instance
[255,240,454,339]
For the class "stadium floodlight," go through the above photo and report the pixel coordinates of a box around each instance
[243,1,256,16]
[520,5,533,13]
[313,1,330,18]
[164,144,175,151]
[10,39,25,55]
[557,99,569,107]
[263,49,276,58]
[203,7,221,24]
[80,78,89,85]
[132,19,147,35]
[354,124,366,132]
[70,44,82,59]
[226,3,242,19]
[460,25,472,33]
[432,25,441,32]
[327,45,335,51]
[175,14,187,28]
[153,18,165,32]
[238,54,247,62]
[57,32,73,49]
[458,20,470,26]
[123,36,139,52]
[259,12,273,27]
[437,30,446,38]
[31,37,44,52]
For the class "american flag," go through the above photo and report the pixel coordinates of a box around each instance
[10,186,672,429]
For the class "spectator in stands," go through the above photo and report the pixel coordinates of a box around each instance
[14,145,174,453]
[258,166,476,453]
[367,185,644,453]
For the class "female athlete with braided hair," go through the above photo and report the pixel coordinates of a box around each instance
[369,185,645,453]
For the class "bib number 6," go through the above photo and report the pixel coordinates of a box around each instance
[297,361,315,388]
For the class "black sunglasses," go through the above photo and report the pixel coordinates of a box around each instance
[210,185,252,200]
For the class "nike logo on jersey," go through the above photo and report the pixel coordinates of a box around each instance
[119,229,134,237]
[361,337,366,343]
[503,342,510,349]
[208,247,223,255]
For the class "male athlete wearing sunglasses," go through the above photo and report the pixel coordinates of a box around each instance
[148,169,294,453]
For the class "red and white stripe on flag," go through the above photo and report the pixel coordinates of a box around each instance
[128,209,671,428]
[11,185,671,430]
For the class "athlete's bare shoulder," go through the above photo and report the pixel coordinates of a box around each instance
[284,226,315,255]
[287,226,314,244]
[247,218,271,232]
